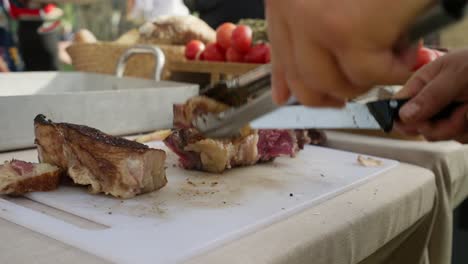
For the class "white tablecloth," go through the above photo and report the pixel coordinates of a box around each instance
[325,131,468,264]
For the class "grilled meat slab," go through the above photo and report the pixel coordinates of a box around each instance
[34,115,167,199]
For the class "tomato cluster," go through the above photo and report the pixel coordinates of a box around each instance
[185,23,271,64]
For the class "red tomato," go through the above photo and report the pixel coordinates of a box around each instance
[231,25,252,53]
[412,47,438,71]
[226,47,244,62]
[185,40,205,60]
[244,43,270,64]
[216,22,237,50]
[203,43,226,62]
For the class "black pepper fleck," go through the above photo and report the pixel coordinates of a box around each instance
[108,212,112,215]
[289,193,294,197]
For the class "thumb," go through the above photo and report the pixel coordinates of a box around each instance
[398,60,460,123]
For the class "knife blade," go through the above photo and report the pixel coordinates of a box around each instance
[192,95,462,138]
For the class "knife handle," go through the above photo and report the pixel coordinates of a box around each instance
[366,99,464,133]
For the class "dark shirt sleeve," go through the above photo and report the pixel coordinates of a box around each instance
[190,0,265,29]
[184,0,222,12]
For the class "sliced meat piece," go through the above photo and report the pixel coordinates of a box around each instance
[164,128,203,170]
[257,129,297,162]
[0,159,61,195]
[164,129,259,173]
[164,128,320,173]
[165,96,326,173]
[34,115,167,199]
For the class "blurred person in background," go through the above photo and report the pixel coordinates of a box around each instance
[0,0,22,72]
[183,0,264,29]
[0,0,10,72]
[126,0,189,22]
[7,0,62,71]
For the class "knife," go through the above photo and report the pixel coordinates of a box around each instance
[193,0,467,138]
[193,89,462,138]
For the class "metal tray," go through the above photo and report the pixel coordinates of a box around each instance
[0,71,197,151]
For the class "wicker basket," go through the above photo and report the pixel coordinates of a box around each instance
[67,41,262,86]
[67,42,185,80]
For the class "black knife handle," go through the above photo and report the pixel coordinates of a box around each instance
[366,99,463,133]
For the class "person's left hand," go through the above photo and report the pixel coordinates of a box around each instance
[394,49,468,143]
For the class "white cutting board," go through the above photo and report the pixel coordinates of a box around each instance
[0,142,398,264]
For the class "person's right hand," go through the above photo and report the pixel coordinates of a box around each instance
[265,0,434,107]
[394,49,468,142]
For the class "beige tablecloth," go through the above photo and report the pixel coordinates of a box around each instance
[0,147,436,264]
[325,131,468,264]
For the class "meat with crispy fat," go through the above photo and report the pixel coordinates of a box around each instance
[34,115,167,199]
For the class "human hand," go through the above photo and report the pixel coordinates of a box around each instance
[0,57,9,72]
[394,49,468,142]
[265,0,434,107]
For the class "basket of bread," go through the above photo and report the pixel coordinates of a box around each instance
[67,15,215,80]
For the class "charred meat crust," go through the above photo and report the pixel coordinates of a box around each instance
[34,114,148,150]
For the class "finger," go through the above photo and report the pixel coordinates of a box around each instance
[397,60,463,123]
[395,58,443,99]
[339,48,414,90]
[265,0,293,105]
[271,64,290,105]
[287,77,345,107]
[287,12,363,101]
[346,0,435,85]
[417,104,468,141]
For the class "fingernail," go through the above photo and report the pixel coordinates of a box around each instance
[400,103,420,121]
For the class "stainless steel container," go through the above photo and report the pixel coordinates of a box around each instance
[0,72,198,151]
